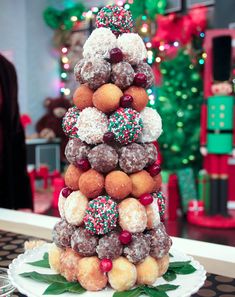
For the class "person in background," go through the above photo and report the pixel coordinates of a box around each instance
[0,54,33,210]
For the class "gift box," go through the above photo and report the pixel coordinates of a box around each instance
[52,177,65,208]
[187,199,205,216]
[160,170,169,219]
[167,173,180,221]
[177,167,197,214]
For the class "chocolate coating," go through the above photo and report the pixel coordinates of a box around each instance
[96,231,123,260]
[79,58,111,90]
[146,223,172,259]
[71,227,98,257]
[88,144,118,173]
[111,62,134,90]
[52,220,75,248]
[134,62,154,89]
[123,233,150,264]
[119,143,147,174]
[144,143,158,166]
[65,138,90,165]
[74,58,86,83]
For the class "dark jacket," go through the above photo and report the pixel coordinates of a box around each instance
[0,54,33,209]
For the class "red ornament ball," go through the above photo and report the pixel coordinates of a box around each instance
[62,187,73,198]
[134,73,147,87]
[119,230,132,244]
[139,193,153,206]
[110,48,123,63]
[100,258,113,273]
[76,159,91,172]
[147,162,161,177]
[120,95,133,108]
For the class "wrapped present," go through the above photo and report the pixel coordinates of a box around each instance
[198,169,210,213]
[168,173,180,220]
[52,177,65,208]
[177,167,197,214]
[187,199,205,216]
[36,165,49,189]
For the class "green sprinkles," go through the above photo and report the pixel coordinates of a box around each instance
[84,196,118,235]
[153,191,166,218]
[108,107,143,145]
[62,106,80,138]
[96,5,134,35]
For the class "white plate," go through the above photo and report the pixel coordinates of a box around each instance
[8,243,206,297]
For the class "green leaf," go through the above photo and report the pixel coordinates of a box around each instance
[20,272,33,277]
[162,270,177,282]
[68,283,86,294]
[113,287,143,297]
[27,260,50,268]
[20,272,67,284]
[173,264,196,274]
[169,253,173,257]
[43,253,49,260]
[27,253,50,268]
[155,284,179,291]
[169,261,191,268]
[143,287,168,297]
[43,282,86,295]
[43,283,71,295]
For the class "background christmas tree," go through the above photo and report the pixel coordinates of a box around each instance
[154,49,203,171]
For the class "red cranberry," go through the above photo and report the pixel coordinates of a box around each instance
[62,187,73,198]
[110,48,123,63]
[76,159,90,171]
[147,162,161,177]
[120,94,133,108]
[119,230,132,244]
[134,73,147,87]
[139,193,153,206]
[100,258,113,273]
[103,131,115,144]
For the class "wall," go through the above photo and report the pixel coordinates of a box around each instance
[0,0,113,132]
[0,0,59,132]
[214,0,235,28]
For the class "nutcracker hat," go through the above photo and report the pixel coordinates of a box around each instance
[212,35,232,82]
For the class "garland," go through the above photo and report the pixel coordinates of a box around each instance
[129,0,166,20]
[43,3,85,30]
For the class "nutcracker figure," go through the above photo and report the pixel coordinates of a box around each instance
[200,35,234,216]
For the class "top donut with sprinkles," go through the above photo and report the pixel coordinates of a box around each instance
[95,5,134,35]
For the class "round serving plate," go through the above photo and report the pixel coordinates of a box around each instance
[8,243,206,297]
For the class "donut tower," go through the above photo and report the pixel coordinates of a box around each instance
[49,5,172,292]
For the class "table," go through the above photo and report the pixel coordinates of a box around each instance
[0,209,235,296]
[0,230,234,297]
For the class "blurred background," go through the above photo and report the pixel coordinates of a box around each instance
[1,0,235,244]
